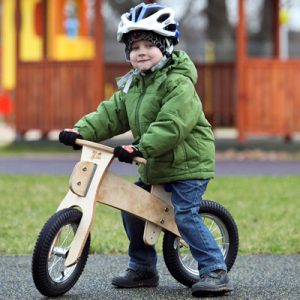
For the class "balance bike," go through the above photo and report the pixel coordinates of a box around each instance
[31,139,239,297]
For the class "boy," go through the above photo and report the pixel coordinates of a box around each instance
[59,2,233,297]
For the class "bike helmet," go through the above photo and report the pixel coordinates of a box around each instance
[117,2,180,45]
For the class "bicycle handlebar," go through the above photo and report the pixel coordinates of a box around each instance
[75,139,147,165]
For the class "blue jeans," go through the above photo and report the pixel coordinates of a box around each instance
[121,179,227,276]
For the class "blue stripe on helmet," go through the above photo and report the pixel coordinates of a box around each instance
[136,3,165,22]
[137,5,147,22]
[131,6,136,22]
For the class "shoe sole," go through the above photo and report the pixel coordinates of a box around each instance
[192,283,234,297]
[112,277,159,288]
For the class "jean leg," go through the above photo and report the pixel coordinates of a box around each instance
[121,180,157,272]
[169,179,227,276]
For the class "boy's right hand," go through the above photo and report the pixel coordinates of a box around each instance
[113,145,143,164]
[59,129,83,150]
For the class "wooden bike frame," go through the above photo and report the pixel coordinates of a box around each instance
[56,139,181,267]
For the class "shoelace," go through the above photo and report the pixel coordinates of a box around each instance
[200,270,224,279]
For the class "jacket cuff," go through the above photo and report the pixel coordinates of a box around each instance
[136,144,149,159]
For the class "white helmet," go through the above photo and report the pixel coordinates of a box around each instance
[117,2,180,45]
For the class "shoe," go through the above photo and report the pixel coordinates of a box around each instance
[112,268,159,288]
[191,270,233,297]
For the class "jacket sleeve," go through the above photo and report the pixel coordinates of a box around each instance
[74,91,130,142]
[138,76,203,158]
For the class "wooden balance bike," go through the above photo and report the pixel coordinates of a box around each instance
[32,139,239,297]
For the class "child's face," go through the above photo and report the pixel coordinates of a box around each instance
[129,40,163,72]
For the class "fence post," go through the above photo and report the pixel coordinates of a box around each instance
[236,0,247,143]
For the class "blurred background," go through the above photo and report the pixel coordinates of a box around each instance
[1,0,300,145]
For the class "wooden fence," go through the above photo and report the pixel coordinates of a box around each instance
[240,59,300,139]
[15,62,236,135]
[14,59,300,140]
[15,61,101,135]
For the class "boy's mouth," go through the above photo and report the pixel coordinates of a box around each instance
[138,59,150,63]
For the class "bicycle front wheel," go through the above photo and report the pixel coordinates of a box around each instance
[32,208,90,297]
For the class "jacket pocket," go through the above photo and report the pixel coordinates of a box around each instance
[172,144,189,169]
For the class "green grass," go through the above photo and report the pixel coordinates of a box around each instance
[206,176,300,254]
[0,175,299,255]
[0,141,70,155]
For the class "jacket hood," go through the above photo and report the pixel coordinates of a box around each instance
[169,51,198,85]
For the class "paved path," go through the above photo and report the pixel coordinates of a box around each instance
[0,155,300,176]
[1,255,300,299]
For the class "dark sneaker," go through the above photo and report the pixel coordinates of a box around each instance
[192,270,233,297]
[112,268,159,288]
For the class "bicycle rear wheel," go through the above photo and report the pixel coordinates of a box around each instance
[163,200,239,287]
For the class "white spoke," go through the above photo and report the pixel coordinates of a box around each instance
[49,255,63,275]
[59,226,73,248]
[177,213,232,279]
[210,226,219,234]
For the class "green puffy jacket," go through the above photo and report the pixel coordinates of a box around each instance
[75,51,215,184]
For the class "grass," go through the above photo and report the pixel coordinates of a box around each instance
[0,175,299,255]
[0,140,71,155]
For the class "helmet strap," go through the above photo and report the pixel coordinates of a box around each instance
[150,55,170,72]
[150,39,173,72]
[165,39,174,57]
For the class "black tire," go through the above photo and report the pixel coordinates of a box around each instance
[163,200,239,287]
[32,208,91,297]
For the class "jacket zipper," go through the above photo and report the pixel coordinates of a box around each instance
[135,78,149,182]
[135,78,145,141]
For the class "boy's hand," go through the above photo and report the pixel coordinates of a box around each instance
[113,145,143,164]
[59,129,83,150]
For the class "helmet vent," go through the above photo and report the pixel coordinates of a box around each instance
[143,7,161,19]
[165,24,176,32]
[157,13,170,23]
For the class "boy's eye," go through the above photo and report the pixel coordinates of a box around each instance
[131,42,154,51]
[145,42,154,47]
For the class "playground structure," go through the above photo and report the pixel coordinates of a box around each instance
[0,0,300,142]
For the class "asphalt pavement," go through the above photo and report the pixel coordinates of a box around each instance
[0,154,300,176]
[1,131,300,177]
[1,255,300,300]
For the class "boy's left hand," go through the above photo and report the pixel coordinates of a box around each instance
[113,145,143,164]
[59,129,83,150]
